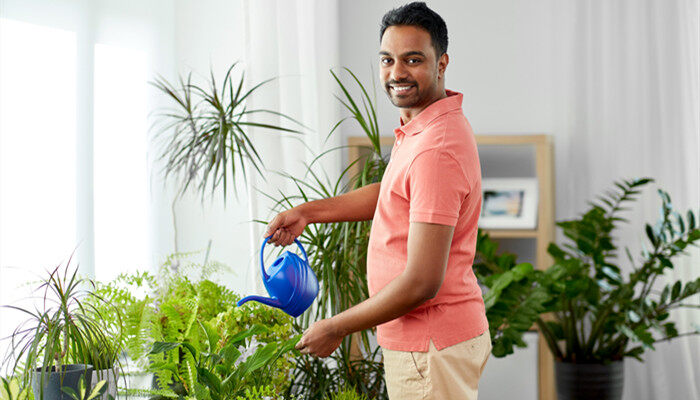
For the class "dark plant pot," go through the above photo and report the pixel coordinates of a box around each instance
[33,364,94,400]
[555,360,624,400]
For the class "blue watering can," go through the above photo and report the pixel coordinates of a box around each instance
[237,236,319,317]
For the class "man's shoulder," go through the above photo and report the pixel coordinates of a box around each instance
[417,111,475,152]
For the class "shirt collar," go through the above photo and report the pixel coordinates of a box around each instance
[394,89,463,138]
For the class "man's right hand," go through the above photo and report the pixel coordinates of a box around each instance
[264,208,308,246]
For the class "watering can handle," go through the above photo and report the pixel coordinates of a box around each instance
[260,235,310,280]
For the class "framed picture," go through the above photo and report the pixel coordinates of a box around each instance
[479,178,538,229]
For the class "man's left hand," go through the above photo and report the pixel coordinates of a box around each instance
[295,318,345,358]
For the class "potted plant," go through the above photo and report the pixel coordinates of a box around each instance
[472,230,550,358]
[475,178,699,399]
[532,178,699,400]
[150,62,305,200]
[95,252,299,397]
[1,258,119,400]
[263,68,388,399]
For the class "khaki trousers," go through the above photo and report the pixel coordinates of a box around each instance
[382,330,492,400]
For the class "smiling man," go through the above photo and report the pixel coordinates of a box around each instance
[263,2,490,399]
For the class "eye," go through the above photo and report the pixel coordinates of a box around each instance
[407,58,421,64]
[381,58,393,65]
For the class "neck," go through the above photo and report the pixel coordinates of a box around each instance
[400,89,448,124]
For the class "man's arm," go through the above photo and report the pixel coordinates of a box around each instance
[295,221,455,357]
[266,182,381,246]
[299,182,381,224]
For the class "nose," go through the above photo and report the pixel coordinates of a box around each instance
[390,62,409,82]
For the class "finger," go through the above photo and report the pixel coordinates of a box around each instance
[282,229,294,246]
[271,228,283,245]
[265,215,282,237]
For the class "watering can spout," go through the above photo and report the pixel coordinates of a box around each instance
[237,295,283,309]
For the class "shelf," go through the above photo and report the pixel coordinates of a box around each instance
[482,229,539,239]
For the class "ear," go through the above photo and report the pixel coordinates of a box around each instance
[437,53,449,79]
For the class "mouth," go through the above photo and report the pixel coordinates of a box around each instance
[389,84,416,95]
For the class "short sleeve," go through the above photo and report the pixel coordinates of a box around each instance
[406,150,470,226]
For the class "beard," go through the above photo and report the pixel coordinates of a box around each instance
[384,80,421,108]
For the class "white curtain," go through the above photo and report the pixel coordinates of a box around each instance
[551,0,700,398]
[242,0,341,293]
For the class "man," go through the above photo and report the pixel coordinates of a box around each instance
[264,2,490,399]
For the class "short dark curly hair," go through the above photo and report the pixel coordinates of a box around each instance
[379,2,448,56]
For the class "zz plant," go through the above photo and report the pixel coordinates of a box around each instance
[537,178,700,363]
[475,178,700,363]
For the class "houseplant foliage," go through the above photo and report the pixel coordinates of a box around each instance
[147,323,299,400]
[94,252,297,398]
[1,258,121,400]
[474,178,700,366]
[536,178,700,363]
[151,62,305,200]
[473,232,550,357]
[261,67,388,400]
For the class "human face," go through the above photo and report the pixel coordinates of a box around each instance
[379,25,447,114]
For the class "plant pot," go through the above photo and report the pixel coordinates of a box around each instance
[92,368,119,400]
[33,364,94,400]
[555,360,624,400]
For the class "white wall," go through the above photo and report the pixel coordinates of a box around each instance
[337,3,555,398]
[157,0,254,295]
[337,1,699,400]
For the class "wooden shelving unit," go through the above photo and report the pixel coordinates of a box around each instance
[477,134,556,400]
[347,133,556,400]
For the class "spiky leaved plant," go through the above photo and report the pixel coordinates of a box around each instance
[1,257,119,397]
[151,62,306,201]
[261,67,388,400]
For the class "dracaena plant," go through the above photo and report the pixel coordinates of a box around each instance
[260,67,388,399]
[1,258,120,393]
[151,62,305,200]
[537,178,700,363]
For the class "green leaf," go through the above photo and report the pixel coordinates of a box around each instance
[150,341,183,355]
[227,324,268,346]
[198,367,222,394]
[60,388,77,400]
[671,281,682,300]
[623,346,644,361]
[655,312,670,321]
[627,310,641,323]
[238,342,278,376]
[662,322,679,338]
[646,224,658,247]
[688,210,696,230]
[633,325,655,349]
[601,265,622,282]
[86,381,107,400]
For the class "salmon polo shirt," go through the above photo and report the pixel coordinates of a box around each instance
[367,89,488,352]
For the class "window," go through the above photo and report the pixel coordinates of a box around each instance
[0,18,78,365]
[93,43,150,282]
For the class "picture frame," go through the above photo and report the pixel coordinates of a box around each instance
[479,178,539,229]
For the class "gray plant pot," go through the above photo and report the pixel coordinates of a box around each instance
[555,360,624,400]
[33,364,94,400]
